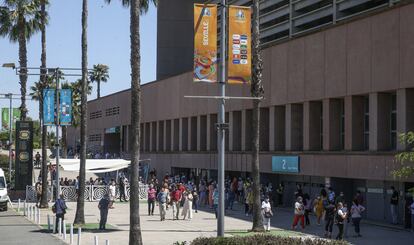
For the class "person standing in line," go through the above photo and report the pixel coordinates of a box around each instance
[171,185,182,220]
[351,199,365,237]
[246,187,254,216]
[199,181,206,206]
[213,186,219,219]
[314,196,324,226]
[53,194,67,234]
[147,184,157,216]
[182,191,193,220]
[291,196,305,230]
[276,183,284,206]
[390,186,399,224]
[262,196,273,232]
[109,179,116,209]
[324,200,336,239]
[119,176,127,202]
[237,177,244,203]
[192,188,199,213]
[303,193,311,226]
[98,194,110,230]
[335,202,347,240]
[342,203,350,238]
[35,181,42,207]
[157,186,168,221]
[208,181,214,209]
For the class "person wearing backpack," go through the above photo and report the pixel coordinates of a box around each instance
[351,199,365,237]
[335,202,347,240]
[53,194,67,234]
[324,199,336,239]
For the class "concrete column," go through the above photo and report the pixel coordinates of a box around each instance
[269,106,275,151]
[241,110,246,151]
[206,115,211,151]
[229,112,233,151]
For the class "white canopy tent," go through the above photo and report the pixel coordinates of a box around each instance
[51,159,131,173]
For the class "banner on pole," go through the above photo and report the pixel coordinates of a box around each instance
[193,4,218,83]
[43,89,55,125]
[1,108,9,131]
[228,6,251,84]
[59,89,72,125]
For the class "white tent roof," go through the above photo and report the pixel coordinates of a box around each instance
[52,159,130,173]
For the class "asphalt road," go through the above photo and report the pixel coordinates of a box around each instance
[0,209,66,245]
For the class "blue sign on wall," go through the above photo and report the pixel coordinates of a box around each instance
[59,89,72,125]
[43,89,55,125]
[272,156,300,173]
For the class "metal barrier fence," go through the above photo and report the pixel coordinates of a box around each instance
[26,184,148,202]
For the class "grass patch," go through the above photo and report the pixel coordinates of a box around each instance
[227,229,303,238]
[41,223,117,232]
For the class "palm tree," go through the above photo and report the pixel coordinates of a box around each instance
[251,0,264,232]
[104,0,156,244]
[0,0,42,120]
[74,0,88,226]
[89,64,109,98]
[39,0,50,209]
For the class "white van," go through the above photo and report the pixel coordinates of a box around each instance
[0,168,8,211]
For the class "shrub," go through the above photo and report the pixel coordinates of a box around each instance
[190,234,350,245]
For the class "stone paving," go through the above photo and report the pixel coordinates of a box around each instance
[11,200,414,245]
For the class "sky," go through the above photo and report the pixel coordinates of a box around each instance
[0,0,157,120]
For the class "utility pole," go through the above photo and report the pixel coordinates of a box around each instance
[7,93,12,184]
[217,0,226,237]
[55,69,61,196]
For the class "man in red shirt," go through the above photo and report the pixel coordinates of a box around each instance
[170,185,182,220]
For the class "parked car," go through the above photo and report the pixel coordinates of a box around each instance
[0,168,8,211]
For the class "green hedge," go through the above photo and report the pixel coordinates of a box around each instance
[191,234,350,245]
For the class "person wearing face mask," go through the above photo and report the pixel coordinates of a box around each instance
[262,196,273,231]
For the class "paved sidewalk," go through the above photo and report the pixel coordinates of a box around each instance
[0,209,66,245]
[17,200,414,245]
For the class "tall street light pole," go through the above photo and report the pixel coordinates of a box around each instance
[54,69,61,196]
[6,93,13,184]
[217,0,226,237]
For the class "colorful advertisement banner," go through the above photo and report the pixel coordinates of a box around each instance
[228,6,252,84]
[193,4,217,83]
[60,89,72,125]
[1,108,9,131]
[43,89,55,125]
[2,108,21,130]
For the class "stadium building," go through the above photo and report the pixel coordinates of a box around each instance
[68,0,414,224]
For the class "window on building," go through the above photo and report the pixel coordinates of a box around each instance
[319,103,323,150]
[390,93,397,150]
[340,100,345,150]
[363,96,369,150]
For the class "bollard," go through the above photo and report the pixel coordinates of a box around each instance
[70,223,74,244]
[18,199,20,213]
[37,208,41,224]
[47,214,51,232]
[94,236,99,245]
[77,227,82,245]
[105,240,109,245]
[23,200,26,216]
[63,220,67,240]
[58,218,62,236]
[32,206,35,220]
[52,216,56,234]
[28,205,31,219]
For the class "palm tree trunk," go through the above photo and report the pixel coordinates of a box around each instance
[18,16,28,121]
[74,0,88,226]
[97,80,100,98]
[129,0,143,244]
[62,126,67,158]
[251,0,264,232]
[39,0,49,208]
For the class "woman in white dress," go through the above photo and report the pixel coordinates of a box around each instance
[182,191,194,220]
[262,196,273,231]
